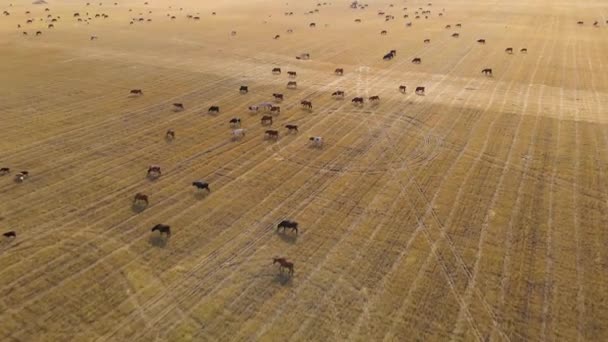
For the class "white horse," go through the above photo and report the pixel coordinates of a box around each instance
[232,128,246,140]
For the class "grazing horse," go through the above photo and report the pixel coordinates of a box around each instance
[415,86,425,95]
[229,118,241,127]
[520,48,527,53]
[424,39,430,43]
[261,115,273,125]
[369,95,380,103]
[287,81,297,89]
[445,24,451,29]
[399,85,407,93]
[477,39,486,44]
[192,181,210,191]
[273,93,284,102]
[505,47,513,54]
[277,220,298,234]
[270,106,281,115]
[248,105,259,112]
[133,193,149,206]
[351,97,364,105]
[265,130,279,139]
[577,21,584,25]
[274,34,280,39]
[35,31,42,36]
[482,68,493,76]
[334,68,344,75]
[285,124,298,133]
[23,31,28,35]
[593,21,599,27]
[208,106,220,114]
[239,85,248,94]
[355,19,361,23]
[232,128,246,139]
[383,53,394,61]
[332,90,345,98]
[3,231,16,239]
[309,136,323,147]
[272,67,281,74]
[309,22,316,28]
[147,165,161,177]
[452,33,459,38]
[273,257,294,275]
[231,30,237,36]
[300,100,312,109]
[287,71,297,78]
[173,103,184,111]
[412,57,421,64]
[130,89,143,95]
[151,224,171,237]
[165,129,175,139]
[48,24,54,28]
[0,167,9,175]
[456,23,462,27]
[380,30,387,35]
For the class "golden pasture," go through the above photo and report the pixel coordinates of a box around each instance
[1,0,608,340]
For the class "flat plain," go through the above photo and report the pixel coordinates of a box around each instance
[1,0,608,340]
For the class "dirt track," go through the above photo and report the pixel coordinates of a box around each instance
[1,0,608,340]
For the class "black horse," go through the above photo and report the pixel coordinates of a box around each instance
[240,85,248,94]
[208,106,220,114]
[277,220,298,234]
[151,224,171,237]
[3,231,16,238]
[192,181,210,191]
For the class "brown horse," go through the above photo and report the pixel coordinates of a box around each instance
[0,167,9,175]
[300,100,312,109]
[334,68,344,75]
[424,39,430,43]
[166,129,175,140]
[412,57,421,64]
[482,68,493,76]
[415,86,425,95]
[261,115,273,125]
[287,71,297,78]
[173,103,184,111]
[332,90,345,98]
[147,165,161,177]
[151,224,171,237]
[272,67,281,74]
[287,81,297,89]
[477,39,486,44]
[452,32,459,38]
[270,106,281,115]
[130,89,143,95]
[273,257,294,275]
[285,124,298,133]
[351,97,364,105]
[399,85,407,93]
[505,47,513,54]
[369,95,380,103]
[133,193,149,206]
[273,93,284,102]
[265,130,279,139]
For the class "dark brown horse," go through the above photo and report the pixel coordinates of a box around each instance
[147,165,161,177]
[166,129,175,140]
[424,39,430,43]
[272,67,281,74]
[332,90,345,98]
[265,130,279,139]
[399,85,407,93]
[239,85,248,94]
[369,95,380,103]
[287,71,297,78]
[334,68,344,75]
[3,231,16,239]
[412,57,421,64]
[130,89,143,95]
[133,193,149,205]
[277,220,298,234]
[287,81,297,89]
[261,115,273,125]
[270,106,281,114]
[351,97,364,105]
[300,100,312,109]
[505,47,513,54]
[285,124,298,133]
[151,224,171,237]
[477,39,486,44]
[273,93,284,101]
[208,106,220,114]
[173,103,184,111]
[482,68,493,76]
[415,86,425,95]
[273,257,294,275]
[0,167,9,175]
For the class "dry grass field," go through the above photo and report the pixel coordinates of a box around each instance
[1,0,608,340]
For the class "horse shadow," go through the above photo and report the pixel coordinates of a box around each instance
[131,203,147,213]
[194,191,210,200]
[148,235,168,248]
[277,232,297,244]
[272,272,294,286]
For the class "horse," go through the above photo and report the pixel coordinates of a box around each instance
[0,168,9,175]
[151,224,171,237]
[272,67,281,74]
[14,171,28,183]
[130,89,143,95]
[415,86,425,95]
[520,48,527,53]
[274,34,280,39]
[273,93,284,102]
[482,68,493,76]
[23,32,28,37]
[239,86,248,94]
[261,115,273,125]
[424,39,430,43]
[231,30,237,36]
[477,39,486,44]
[351,97,364,105]
[505,47,513,54]
[287,81,297,89]
[383,53,394,61]
[232,128,246,139]
[48,24,54,28]
[277,220,298,234]
[133,193,149,206]
[147,166,161,178]
[380,30,387,35]
[593,21,599,27]
[192,181,210,191]
[273,257,294,275]
[285,124,298,133]
[229,118,241,127]
[355,19,361,23]
[399,85,407,93]
[445,24,451,29]
[452,33,459,38]
[287,71,297,78]
[412,57,421,64]
[35,31,42,36]
[577,21,583,25]
[309,136,323,147]
[334,68,344,75]
[332,90,345,98]
[172,103,184,111]
[456,23,462,27]
[265,130,279,139]
[270,106,281,115]
[208,106,220,114]
[301,100,312,109]
[3,231,16,239]
[369,95,380,103]
[248,105,259,113]
[309,22,316,28]
[165,129,175,140]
